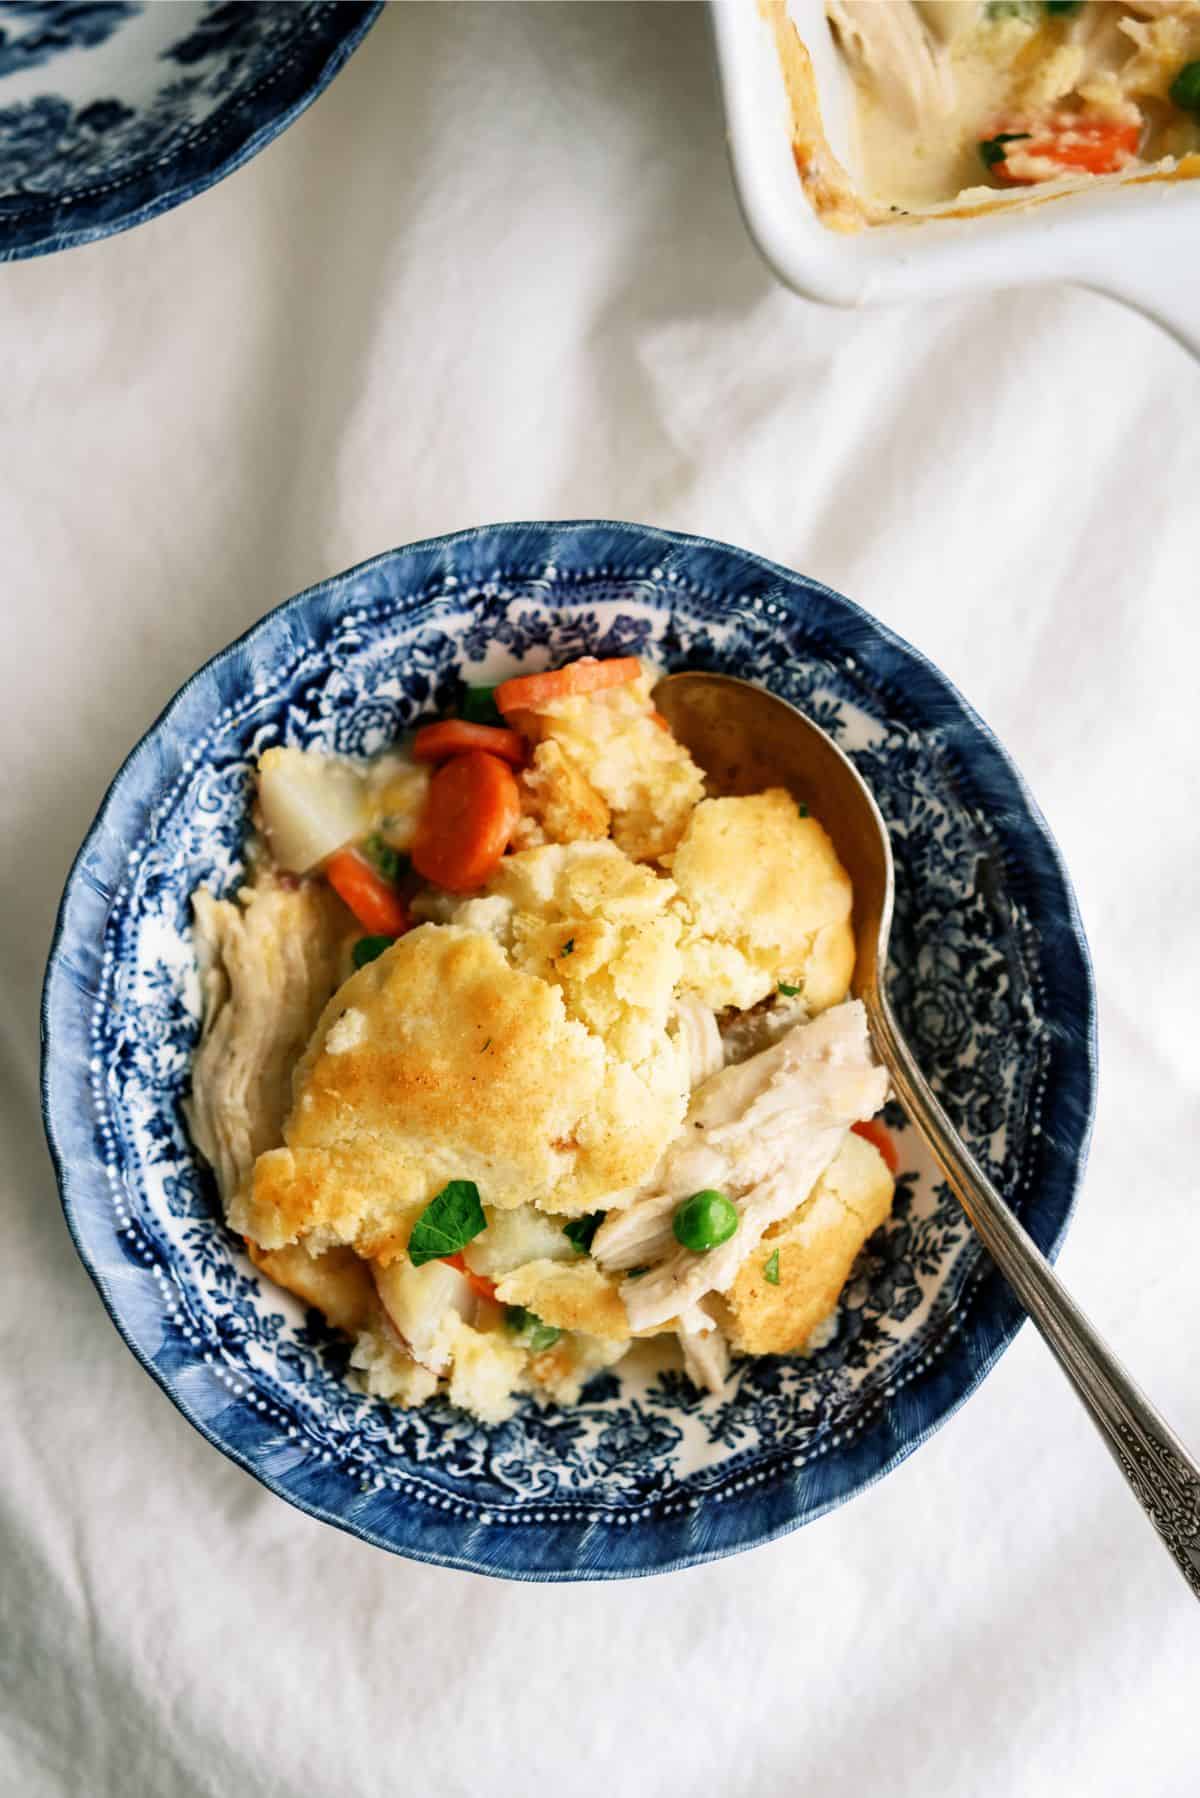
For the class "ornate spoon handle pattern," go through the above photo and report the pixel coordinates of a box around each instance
[876,996,1200,1597]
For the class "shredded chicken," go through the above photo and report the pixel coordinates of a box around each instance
[915,1,981,44]
[184,872,349,1203]
[1072,1,1152,88]
[671,994,724,1089]
[827,0,956,128]
[718,991,810,1068]
[592,1000,889,1334]
[678,1304,731,1395]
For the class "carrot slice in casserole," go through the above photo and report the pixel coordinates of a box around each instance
[442,1252,498,1301]
[411,719,526,766]
[324,848,410,936]
[851,1117,900,1175]
[494,655,642,717]
[983,113,1140,185]
[411,751,522,892]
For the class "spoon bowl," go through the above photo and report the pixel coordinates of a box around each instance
[656,668,1200,1598]
[654,669,893,1000]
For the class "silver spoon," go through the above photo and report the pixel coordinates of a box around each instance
[655,669,1200,1596]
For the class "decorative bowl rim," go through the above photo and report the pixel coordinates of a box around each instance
[0,2,383,263]
[40,520,1098,1579]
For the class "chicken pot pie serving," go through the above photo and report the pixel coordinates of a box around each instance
[775,0,1200,225]
[186,657,899,1425]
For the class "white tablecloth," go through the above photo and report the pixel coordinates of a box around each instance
[3,6,1197,1793]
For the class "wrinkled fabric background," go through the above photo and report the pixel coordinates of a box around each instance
[2,7,1197,1794]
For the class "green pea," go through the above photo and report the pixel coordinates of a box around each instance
[352,934,395,969]
[1170,60,1200,116]
[673,1190,739,1253]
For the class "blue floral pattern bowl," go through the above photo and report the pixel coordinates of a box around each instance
[41,522,1097,1580]
[0,1,380,261]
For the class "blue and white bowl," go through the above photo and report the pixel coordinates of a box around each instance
[0,1,380,261]
[41,522,1097,1580]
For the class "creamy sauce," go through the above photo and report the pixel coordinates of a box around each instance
[853,17,1040,206]
[829,1,1200,210]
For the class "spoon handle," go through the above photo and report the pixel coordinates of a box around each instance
[871,996,1200,1599]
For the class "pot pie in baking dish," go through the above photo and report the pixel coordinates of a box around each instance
[185,658,899,1425]
[774,0,1200,223]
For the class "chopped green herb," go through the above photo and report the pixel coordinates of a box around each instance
[563,1212,605,1254]
[979,132,1030,169]
[481,1037,492,1052]
[797,803,810,818]
[462,683,503,726]
[764,1249,781,1286]
[408,1180,486,1266]
[673,1190,739,1253]
[1044,1,1081,13]
[778,982,802,998]
[626,1266,649,1281]
[561,937,575,957]
[1170,60,1200,116]
[985,0,1037,19]
[503,1305,562,1353]
[352,934,394,970]
[363,833,405,884]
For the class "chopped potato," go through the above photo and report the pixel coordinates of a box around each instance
[185,870,352,1201]
[464,1204,577,1280]
[257,746,370,874]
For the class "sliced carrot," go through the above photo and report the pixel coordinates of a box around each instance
[649,710,672,732]
[412,719,526,767]
[988,113,1140,185]
[325,848,409,936]
[494,656,642,717]
[442,1251,498,1302]
[411,751,521,893]
[852,1117,900,1176]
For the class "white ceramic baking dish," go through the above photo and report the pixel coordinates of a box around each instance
[711,0,1200,354]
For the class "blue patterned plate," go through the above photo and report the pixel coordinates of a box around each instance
[41,522,1097,1580]
[0,1,381,261]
